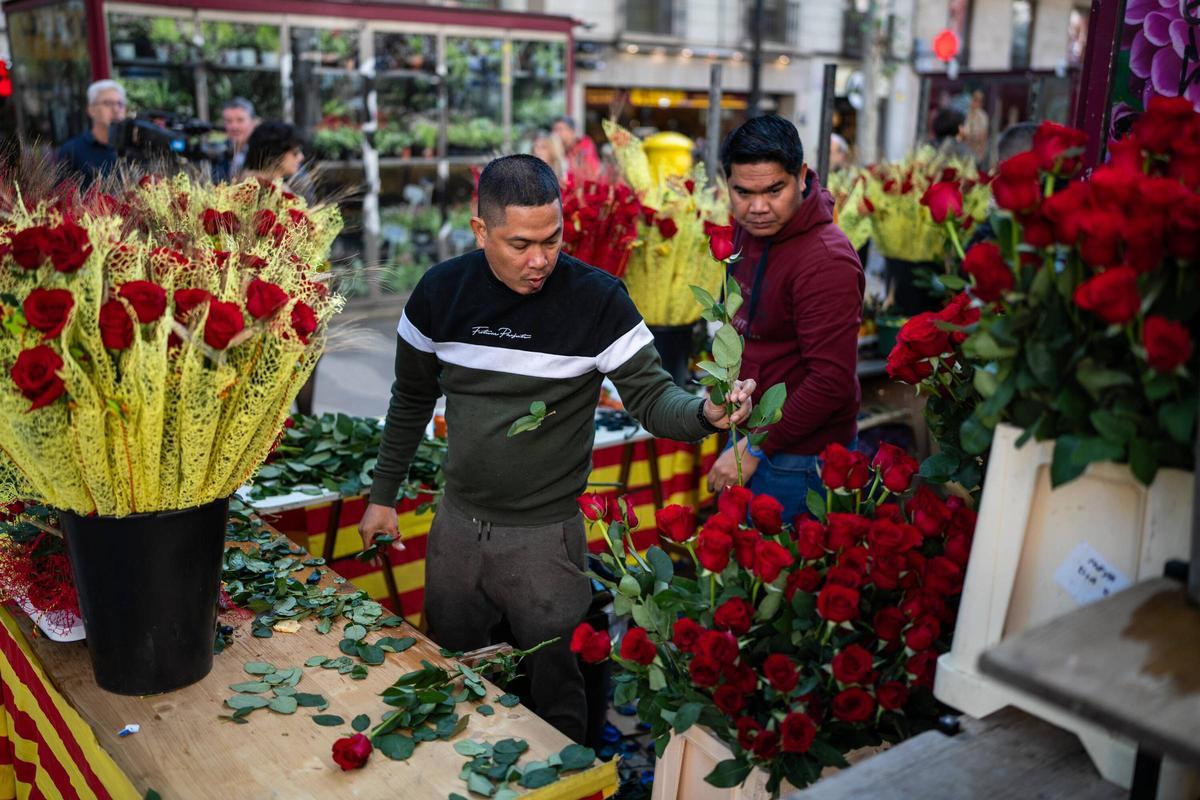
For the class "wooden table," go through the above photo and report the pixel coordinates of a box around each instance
[0,525,617,800]
[978,577,1200,797]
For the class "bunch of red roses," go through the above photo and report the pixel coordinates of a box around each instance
[888,100,1200,489]
[570,443,972,794]
[559,176,644,278]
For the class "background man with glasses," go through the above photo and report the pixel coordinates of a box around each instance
[57,80,127,186]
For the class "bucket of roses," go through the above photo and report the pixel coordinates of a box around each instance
[570,443,974,797]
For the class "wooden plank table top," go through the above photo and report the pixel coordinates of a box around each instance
[978,577,1200,766]
[16,523,615,800]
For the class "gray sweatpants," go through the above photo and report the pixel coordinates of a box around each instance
[424,495,592,742]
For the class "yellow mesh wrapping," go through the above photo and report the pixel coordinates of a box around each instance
[0,174,344,516]
[603,120,728,327]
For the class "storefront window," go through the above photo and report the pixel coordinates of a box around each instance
[291,27,365,161]
[445,37,504,155]
[109,13,197,117]
[512,40,566,145]
[200,21,283,120]
[7,0,91,144]
[374,32,438,159]
[1010,0,1033,71]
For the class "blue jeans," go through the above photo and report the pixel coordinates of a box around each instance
[737,438,858,525]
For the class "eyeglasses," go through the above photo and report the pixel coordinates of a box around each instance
[93,100,126,109]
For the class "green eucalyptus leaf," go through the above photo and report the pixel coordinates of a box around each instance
[376,733,416,761]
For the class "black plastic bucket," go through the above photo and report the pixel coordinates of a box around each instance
[649,324,695,387]
[61,497,229,695]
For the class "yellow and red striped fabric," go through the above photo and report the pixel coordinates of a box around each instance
[0,608,140,800]
[266,437,719,626]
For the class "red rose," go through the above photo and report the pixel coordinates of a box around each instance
[904,615,941,652]
[99,299,134,350]
[1144,316,1193,373]
[253,209,278,237]
[907,485,950,537]
[23,289,74,338]
[924,556,964,596]
[577,494,607,522]
[961,242,1014,303]
[896,312,951,358]
[816,584,860,623]
[203,300,246,350]
[831,688,875,722]
[749,494,784,535]
[736,717,763,750]
[1073,266,1140,325]
[751,730,780,760]
[838,546,870,575]
[288,208,311,228]
[10,345,65,410]
[117,281,167,323]
[753,540,792,583]
[47,221,93,273]
[873,607,906,642]
[689,655,722,687]
[906,651,938,689]
[1041,180,1092,245]
[886,342,934,384]
[1133,96,1196,154]
[697,526,733,573]
[867,518,914,553]
[1021,210,1056,248]
[704,513,738,536]
[875,504,904,523]
[825,512,869,551]
[1077,210,1126,267]
[655,504,696,543]
[820,443,870,491]
[201,208,240,236]
[723,660,758,694]
[1122,215,1166,274]
[713,685,745,715]
[718,485,753,521]
[1032,121,1088,175]
[795,519,828,559]
[876,681,910,711]
[780,712,817,754]
[713,597,754,635]
[291,301,318,343]
[619,627,657,665]
[903,551,928,590]
[869,552,906,590]
[331,732,373,770]
[902,588,949,623]
[762,653,798,693]
[10,226,51,269]
[246,278,290,320]
[920,181,963,223]
[870,444,918,494]
[945,533,973,568]
[569,623,611,664]
[826,566,864,589]
[174,288,212,320]
[945,496,977,538]
[938,294,982,341]
[1167,195,1200,260]
[784,566,820,600]
[673,618,704,653]
[732,527,760,570]
[706,224,735,262]
[697,630,739,665]
[655,217,678,239]
[831,644,874,685]
[992,151,1042,213]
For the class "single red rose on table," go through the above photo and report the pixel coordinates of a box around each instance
[832,687,876,722]
[780,712,817,754]
[118,281,167,323]
[1073,266,1140,325]
[655,504,696,543]
[831,644,875,685]
[11,345,66,410]
[569,622,610,664]
[619,627,657,665]
[762,653,799,693]
[961,242,1014,303]
[331,733,372,770]
[1143,316,1193,373]
[23,289,74,338]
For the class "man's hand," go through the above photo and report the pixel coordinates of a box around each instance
[703,379,757,429]
[358,502,405,555]
[707,437,761,494]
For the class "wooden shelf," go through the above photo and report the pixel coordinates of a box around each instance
[979,577,1200,766]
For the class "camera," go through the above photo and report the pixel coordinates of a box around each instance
[109,112,227,164]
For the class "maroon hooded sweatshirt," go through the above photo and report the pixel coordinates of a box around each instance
[728,171,864,457]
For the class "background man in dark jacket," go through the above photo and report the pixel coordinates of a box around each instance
[706,115,865,522]
[57,80,127,187]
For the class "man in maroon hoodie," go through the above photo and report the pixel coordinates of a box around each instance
[706,115,865,521]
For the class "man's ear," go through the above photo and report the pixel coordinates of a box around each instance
[797,163,809,185]
[470,216,487,250]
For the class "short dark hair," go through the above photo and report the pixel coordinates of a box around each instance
[720,115,804,177]
[552,116,576,131]
[997,121,1038,162]
[244,121,304,172]
[932,108,965,140]
[476,154,561,226]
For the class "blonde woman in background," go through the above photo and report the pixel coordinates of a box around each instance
[532,129,568,182]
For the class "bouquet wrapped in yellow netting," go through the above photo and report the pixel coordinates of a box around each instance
[604,120,728,326]
[827,167,873,252]
[0,172,344,516]
[864,147,990,262]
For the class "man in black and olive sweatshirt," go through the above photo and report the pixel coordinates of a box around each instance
[359,155,755,742]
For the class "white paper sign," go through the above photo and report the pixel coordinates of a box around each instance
[1053,543,1131,606]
